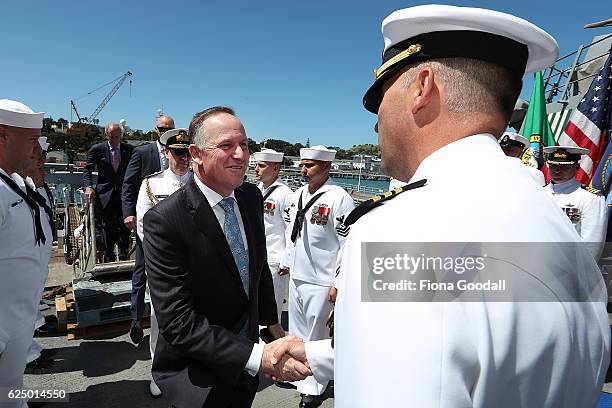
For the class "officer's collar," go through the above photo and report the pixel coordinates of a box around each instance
[549,177,579,193]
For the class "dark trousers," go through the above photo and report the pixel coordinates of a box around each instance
[130,235,147,321]
[95,193,130,261]
[201,386,257,408]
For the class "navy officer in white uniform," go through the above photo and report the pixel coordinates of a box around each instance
[254,148,293,324]
[0,99,50,408]
[268,5,610,408]
[136,128,191,398]
[280,145,354,407]
[544,145,607,260]
[499,131,545,186]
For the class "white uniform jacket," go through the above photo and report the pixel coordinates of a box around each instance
[310,135,609,408]
[282,179,355,286]
[0,171,52,352]
[545,178,608,259]
[258,180,293,266]
[136,169,190,242]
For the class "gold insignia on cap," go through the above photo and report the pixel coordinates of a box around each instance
[553,150,569,159]
[374,44,422,80]
[175,131,190,143]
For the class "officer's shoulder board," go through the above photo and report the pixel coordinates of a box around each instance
[144,170,164,180]
[342,179,427,228]
[582,185,602,195]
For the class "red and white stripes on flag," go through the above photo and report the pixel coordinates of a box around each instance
[556,51,612,184]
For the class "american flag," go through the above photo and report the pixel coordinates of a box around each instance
[557,50,612,184]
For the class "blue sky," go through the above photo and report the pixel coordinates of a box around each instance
[2,1,609,148]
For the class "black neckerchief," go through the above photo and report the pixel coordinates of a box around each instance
[43,182,54,208]
[262,184,279,201]
[26,185,54,233]
[290,189,326,243]
[0,172,46,245]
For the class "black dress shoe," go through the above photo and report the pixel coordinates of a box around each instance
[299,394,326,408]
[39,348,57,358]
[274,381,297,389]
[130,320,144,344]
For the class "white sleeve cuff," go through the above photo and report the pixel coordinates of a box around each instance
[245,342,264,377]
[305,339,334,383]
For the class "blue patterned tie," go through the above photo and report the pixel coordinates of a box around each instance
[218,197,250,296]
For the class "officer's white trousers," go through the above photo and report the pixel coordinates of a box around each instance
[288,278,332,396]
[269,263,288,324]
[0,325,33,408]
[145,283,158,363]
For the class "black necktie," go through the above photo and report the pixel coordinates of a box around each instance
[26,185,54,233]
[290,190,326,243]
[0,172,46,245]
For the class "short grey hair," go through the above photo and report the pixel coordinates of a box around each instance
[401,58,522,123]
[188,106,236,149]
[105,122,123,136]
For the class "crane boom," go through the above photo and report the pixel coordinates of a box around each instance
[70,100,82,123]
[89,71,132,123]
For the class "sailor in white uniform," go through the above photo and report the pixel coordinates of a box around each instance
[253,148,293,324]
[0,99,50,408]
[280,145,354,406]
[136,128,191,398]
[269,6,610,408]
[499,131,546,186]
[544,145,608,260]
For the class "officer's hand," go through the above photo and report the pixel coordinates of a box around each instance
[328,286,337,303]
[124,216,136,230]
[85,187,95,202]
[278,267,290,276]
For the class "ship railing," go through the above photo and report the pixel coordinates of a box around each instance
[543,34,612,104]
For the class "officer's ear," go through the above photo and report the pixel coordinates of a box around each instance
[411,67,435,115]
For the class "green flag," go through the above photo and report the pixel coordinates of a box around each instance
[521,71,555,169]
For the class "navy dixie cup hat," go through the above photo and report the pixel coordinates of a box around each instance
[362,5,560,113]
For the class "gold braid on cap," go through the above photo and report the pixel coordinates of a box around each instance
[374,44,422,79]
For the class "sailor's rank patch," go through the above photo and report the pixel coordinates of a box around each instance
[335,214,350,237]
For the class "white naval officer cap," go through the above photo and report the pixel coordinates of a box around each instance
[38,136,50,151]
[0,99,44,129]
[159,128,190,148]
[254,148,284,163]
[499,132,529,148]
[300,145,336,162]
[544,145,589,165]
[363,5,559,113]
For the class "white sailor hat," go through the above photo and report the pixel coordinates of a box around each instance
[160,128,190,149]
[0,99,44,129]
[38,136,50,151]
[499,132,529,148]
[544,146,589,165]
[363,5,559,113]
[254,148,284,163]
[300,145,336,162]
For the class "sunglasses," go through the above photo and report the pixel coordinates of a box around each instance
[170,148,190,157]
[157,126,174,133]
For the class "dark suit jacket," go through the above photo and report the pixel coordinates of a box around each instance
[83,141,134,209]
[143,175,278,408]
[121,142,162,218]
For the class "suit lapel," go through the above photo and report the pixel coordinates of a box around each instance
[184,177,248,298]
[105,143,112,172]
[235,185,256,298]
[150,143,161,172]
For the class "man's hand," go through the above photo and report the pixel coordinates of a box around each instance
[261,336,311,381]
[85,187,95,202]
[124,216,136,230]
[270,338,311,382]
[267,323,285,340]
[278,267,290,276]
[328,286,337,303]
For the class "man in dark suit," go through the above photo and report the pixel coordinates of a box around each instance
[84,122,134,262]
[121,115,175,344]
[144,107,309,408]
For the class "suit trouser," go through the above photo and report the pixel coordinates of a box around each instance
[96,194,130,261]
[269,264,288,324]
[130,235,147,321]
[288,278,332,396]
[0,325,34,408]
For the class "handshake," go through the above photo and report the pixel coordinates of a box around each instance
[260,336,311,382]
